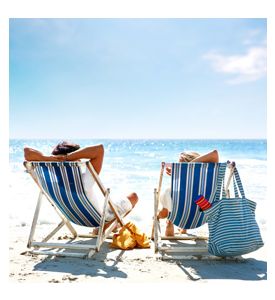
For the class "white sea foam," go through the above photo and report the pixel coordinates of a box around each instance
[9,139,267,233]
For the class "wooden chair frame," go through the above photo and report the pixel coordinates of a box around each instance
[24,161,125,259]
[153,161,235,260]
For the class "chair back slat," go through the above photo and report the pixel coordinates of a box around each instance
[31,162,101,227]
[168,162,226,229]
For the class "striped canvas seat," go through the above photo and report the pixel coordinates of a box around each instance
[153,161,227,259]
[24,160,126,258]
[31,162,102,227]
[168,162,227,229]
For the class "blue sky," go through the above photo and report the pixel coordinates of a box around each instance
[9,18,267,139]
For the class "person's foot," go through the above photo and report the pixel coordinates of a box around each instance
[90,223,119,235]
[178,228,187,234]
[90,227,99,235]
[165,220,174,236]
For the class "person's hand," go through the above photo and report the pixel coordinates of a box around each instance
[166,166,171,176]
[51,155,67,161]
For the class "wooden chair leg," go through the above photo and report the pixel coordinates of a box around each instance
[96,188,110,251]
[27,191,43,248]
[28,191,77,248]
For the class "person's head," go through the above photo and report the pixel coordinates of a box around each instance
[51,141,80,155]
[179,151,200,162]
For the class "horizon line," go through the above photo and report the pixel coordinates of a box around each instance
[9,137,267,141]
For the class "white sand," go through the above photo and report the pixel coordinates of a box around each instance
[7,220,273,300]
[9,222,267,285]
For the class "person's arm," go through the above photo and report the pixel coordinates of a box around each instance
[24,147,65,162]
[65,144,104,174]
[191,150,219,163]
[166,150,219,175]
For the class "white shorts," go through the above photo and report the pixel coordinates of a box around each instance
[106,197,133,221]
[82,168,132,222]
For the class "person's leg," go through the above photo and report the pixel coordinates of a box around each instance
[157,205,175,236]
[91,192,138,235]
[91,221,116,235]
[165,220,175,236]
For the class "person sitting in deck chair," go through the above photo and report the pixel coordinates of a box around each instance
[157,149,219,236]
[24,141,138,227]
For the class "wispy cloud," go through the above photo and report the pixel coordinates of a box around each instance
[243,29,262,45]
[203,42,266,85]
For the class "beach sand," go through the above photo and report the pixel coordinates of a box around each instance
[9,222,267,285]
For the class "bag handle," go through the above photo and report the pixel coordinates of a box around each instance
[221,161,246,199]
[233,167,246,198]
[214,163,227,201]
[232,175,239,197]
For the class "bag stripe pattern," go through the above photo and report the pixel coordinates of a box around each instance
[168,162,226,229]
[204,167,264,257]
[31,162,101,227]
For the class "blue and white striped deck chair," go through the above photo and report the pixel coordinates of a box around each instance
[153,162,227,259]
[24,160,126,258]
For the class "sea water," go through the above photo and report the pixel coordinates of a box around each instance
[9,139,267,231]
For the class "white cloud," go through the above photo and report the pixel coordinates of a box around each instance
[243,29,262,45]
[203,44,266,84]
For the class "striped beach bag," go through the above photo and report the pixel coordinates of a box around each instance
[204,167,264,257]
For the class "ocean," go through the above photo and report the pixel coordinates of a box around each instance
[9,139,267,231]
